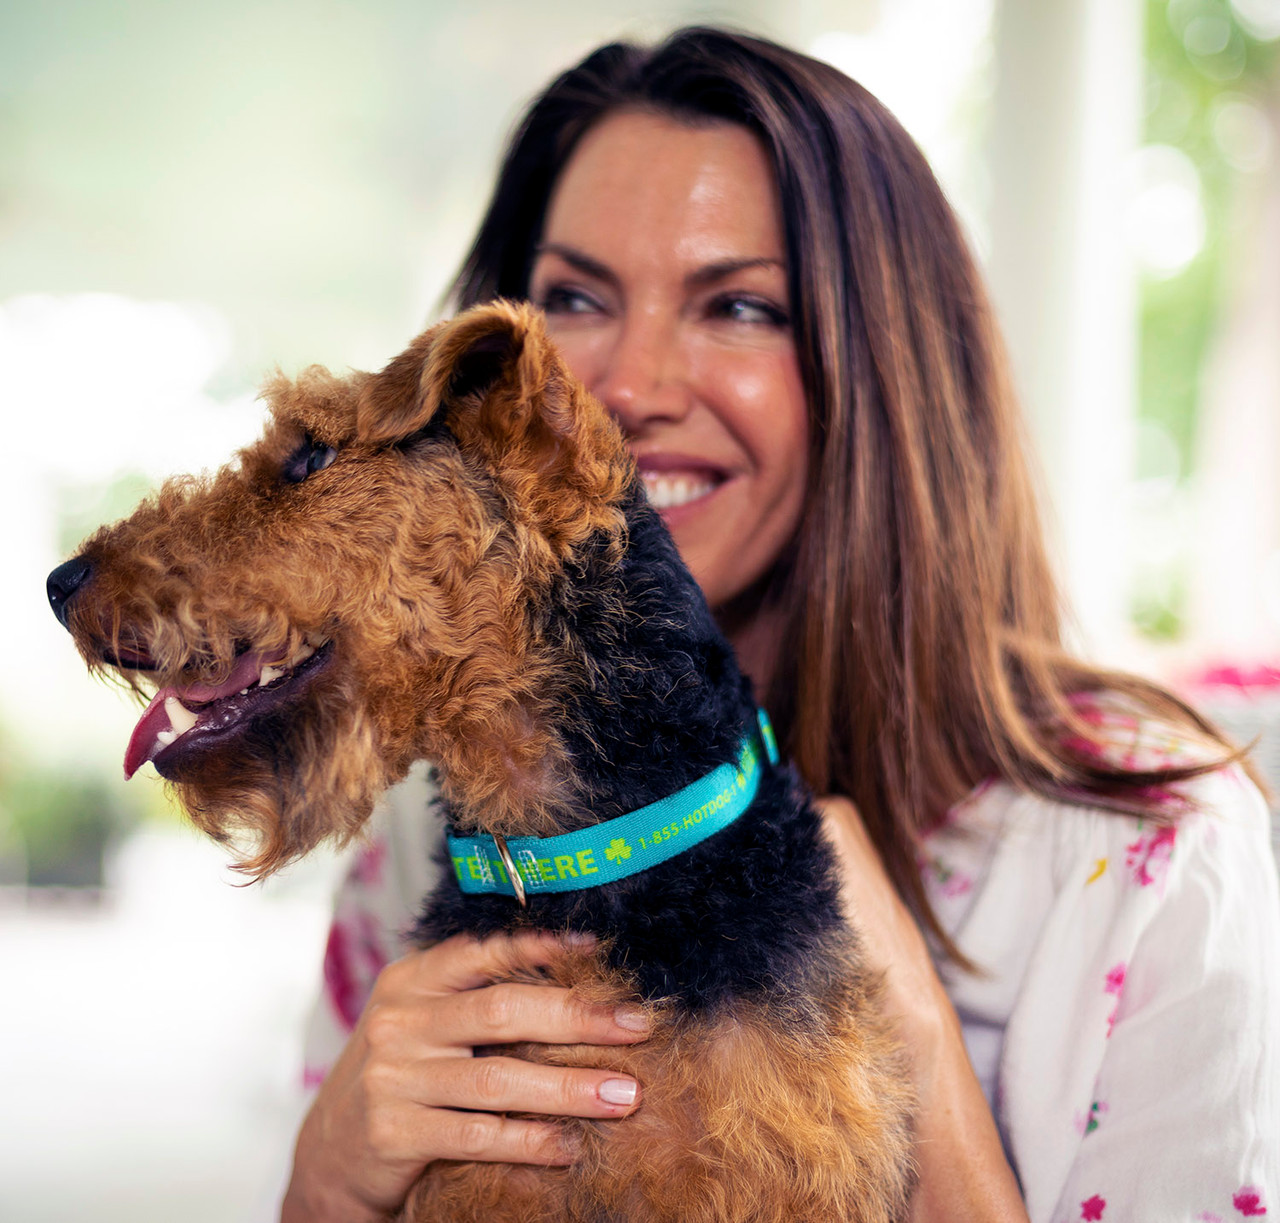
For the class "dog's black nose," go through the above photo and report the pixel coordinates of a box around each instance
[47,556,93,628]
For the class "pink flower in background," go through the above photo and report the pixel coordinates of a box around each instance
[1125,824,1177,890]
[1233,1186,1267,1216]
[1081,1194,1107,1220]
[1193,662,1280,691]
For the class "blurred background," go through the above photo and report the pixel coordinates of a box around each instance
[2,0,1278,1218]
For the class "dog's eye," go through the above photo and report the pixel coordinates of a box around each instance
[282,437,338,484]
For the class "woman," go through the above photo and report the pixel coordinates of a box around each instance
[283,28,1280,1222]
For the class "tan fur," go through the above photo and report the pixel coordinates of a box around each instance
[407,947,914,1223]
[59,300,914,1217]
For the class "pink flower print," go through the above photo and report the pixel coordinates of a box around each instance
[1062,733,1101,758]
[1197,1214,1225,1223]
[323,920,363,1030]
[1104,963,1126,1036]
[302,1063,327,1089]
[1125,823,1176,891]
[1073,1099,1108,1136]
[1234,1186,1267,1216]
[941,875,972,898]
[920,852,973,899]
[351,836,387,887]
[1081,1195,1106,1220]
[939,776,996,826]
[323,912,389,1030]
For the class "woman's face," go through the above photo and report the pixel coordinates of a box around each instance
[528,110,809,611]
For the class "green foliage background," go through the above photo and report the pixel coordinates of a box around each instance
[1138,0,1279,637]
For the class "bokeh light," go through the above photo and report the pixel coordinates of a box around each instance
[1129,143,1207,277]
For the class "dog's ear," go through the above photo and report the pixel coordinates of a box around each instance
[361,301,631,553]
[354,323,446,445]
[355,303,557,446]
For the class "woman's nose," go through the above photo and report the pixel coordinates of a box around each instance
[592,314,692,433]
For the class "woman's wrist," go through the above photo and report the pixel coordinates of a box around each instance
[901,988,1028,1223]
[281,1182,382,1223]
[281,1121,395,1223]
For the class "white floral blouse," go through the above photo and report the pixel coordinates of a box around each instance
[303,710,1280,1221]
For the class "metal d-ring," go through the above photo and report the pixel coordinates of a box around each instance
[492,833,527,907]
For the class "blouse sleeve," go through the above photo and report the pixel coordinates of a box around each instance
[999,765,1280,1222]
[300,762,447,1087]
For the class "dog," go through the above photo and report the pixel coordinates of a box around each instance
[47,300,914,1221]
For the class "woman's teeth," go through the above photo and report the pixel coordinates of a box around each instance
[642,472,716,509]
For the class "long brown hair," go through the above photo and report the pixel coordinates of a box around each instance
[451,27,1244,961]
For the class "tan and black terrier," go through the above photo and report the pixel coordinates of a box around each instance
[48,301,913,1222]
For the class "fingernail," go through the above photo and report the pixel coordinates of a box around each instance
[613,1006,650,1032]
[599,1078,638,1106]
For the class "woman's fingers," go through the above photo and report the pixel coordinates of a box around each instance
[415,981,650,1048]
[283,931,652,1220]
[407,1054,641,1118]
[409,930,595,993]
[367,933,651,1049]
[408,1109,577,1167]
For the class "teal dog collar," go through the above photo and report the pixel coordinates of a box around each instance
[447,709,781,904]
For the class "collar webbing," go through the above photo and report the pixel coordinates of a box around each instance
[447,709,780,901]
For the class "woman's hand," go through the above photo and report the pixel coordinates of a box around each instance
[281,931,650,1223]
[817,796,1029,1223]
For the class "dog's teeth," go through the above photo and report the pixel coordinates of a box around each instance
[156,730,177,748]
[239,688,249,695]
[165,697,198,735]
[293,643,315,663]
[259,665,283,686]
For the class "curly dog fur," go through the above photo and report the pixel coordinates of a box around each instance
[49,301,915,1221]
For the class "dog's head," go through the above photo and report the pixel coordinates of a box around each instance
[48,301,634,875]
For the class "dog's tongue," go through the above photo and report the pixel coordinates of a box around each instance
[123,650,272,779]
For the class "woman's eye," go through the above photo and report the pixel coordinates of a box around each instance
[709,294,790,327]
[282,437,338,484]
[536,284,603,316]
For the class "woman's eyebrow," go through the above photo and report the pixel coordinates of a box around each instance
[684,256,784,288]
[534,243,618,287]
[534,244,784,290]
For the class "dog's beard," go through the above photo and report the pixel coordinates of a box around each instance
[168,670,390,877]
